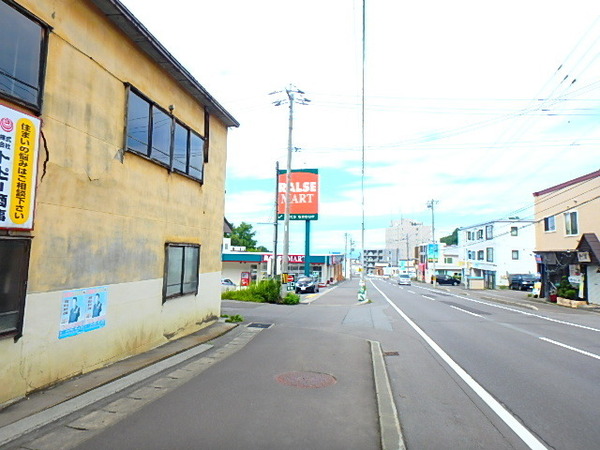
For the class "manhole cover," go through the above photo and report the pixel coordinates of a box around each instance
[275,371,337,388]
[247,323,273,329]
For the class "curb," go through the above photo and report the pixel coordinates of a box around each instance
[370,340,405,450]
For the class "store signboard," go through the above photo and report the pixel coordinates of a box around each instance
[277,169,319,220]
[0,104,40,230]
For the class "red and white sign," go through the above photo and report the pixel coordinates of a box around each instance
[278,169,319,220]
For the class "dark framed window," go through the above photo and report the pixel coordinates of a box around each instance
[477,250,484,260]
[164,243,200,300]
[477,229,484,240]
[485,225,493,240]
[511,226,518,236]
[486,247,494,262]
[543,216,556,232]
[125,88,205,182]
[0,238,31,339]
[512,250,519,260]
[0,1,48,111]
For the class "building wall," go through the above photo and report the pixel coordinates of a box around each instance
[534,174,600,251]
[1,0,230,404]
[458,220,536,287]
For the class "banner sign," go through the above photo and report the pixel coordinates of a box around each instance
[0,104,40,230]
[427,243,439,262]
[59,286,108,339]
[277,168,319,220]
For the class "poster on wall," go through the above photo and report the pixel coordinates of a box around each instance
[0,103,41,230]
[58,286,108,339]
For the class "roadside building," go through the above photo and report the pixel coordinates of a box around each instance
[384,219,431,266]
[533,169,600,303]
[363,248,388,274]
[0,0,237,405]
[222,247,344,287]
[457,219,536,288]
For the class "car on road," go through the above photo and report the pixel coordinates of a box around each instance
[509,274,537,291]
[398,274,411,285]
[295,276,319,294]
[434,275,460,286]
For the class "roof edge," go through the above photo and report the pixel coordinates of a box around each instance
[533,169,600,197]
[90,0,239,128]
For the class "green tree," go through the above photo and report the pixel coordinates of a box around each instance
[440,228,459,246]
[227,222,269,252]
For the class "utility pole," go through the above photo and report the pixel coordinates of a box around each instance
[427,199,439,287]
[271,85,310,295]
[272,161,279,278]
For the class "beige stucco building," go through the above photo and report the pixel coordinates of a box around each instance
[0,0,237,405]
[533,169,600,303]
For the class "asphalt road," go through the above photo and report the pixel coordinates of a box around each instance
[371,278,600,450]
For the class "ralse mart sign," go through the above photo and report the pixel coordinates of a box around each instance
[277,168,319,220]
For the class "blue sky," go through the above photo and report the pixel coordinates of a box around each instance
[121,0,600,254]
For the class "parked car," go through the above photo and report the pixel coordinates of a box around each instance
[397,274,411,285]
[295,276,319,294]
[221,278,236,292]
[509,274,537,291]
[434,275,460,286]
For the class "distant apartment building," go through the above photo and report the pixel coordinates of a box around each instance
[0,0,237,405]
[363,248,388,274]
[385,219,431,266]
[457,219,536,288]
[533,169,600,303]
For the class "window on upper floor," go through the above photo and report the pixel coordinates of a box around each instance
[444,257,453,264]
[485,225,493,240]
[477,229,484,240]
[164,243,200,301]
[564,211,578,236]
[126,88,206,183]
[0,1,48,111]
[543,215,556,232]
[512,250,519,260]
[511,227,518,236]
[467,231,473,241]
[486,247,494,262]
[477,250,484,260]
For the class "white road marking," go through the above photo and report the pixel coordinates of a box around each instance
[415,285,600,334]
[539,337,600,361]
[422,295,436,301]
[370,281,547,450]
[449,305,482,317]
[407,290,416,295]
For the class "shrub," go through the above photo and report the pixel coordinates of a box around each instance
[220,278,283,303]
[282,293,300,305]
[556,276,579,300]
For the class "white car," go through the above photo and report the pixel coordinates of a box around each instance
[397,274,411,285]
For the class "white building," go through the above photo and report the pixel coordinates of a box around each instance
[458,219,537,288]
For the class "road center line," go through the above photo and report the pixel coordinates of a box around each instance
[539,337,600,361]
[422,295,435,301]
[449,305,482,317]
[370,281,547,450]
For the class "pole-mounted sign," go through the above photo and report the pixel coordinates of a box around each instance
[277,169,319,221]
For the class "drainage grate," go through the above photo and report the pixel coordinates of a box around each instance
[275,371,337,388]
[383,351,399,356]
[246,322,273,329]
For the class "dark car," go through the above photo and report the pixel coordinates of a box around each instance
[509,274,537,291]
[434,275,460,286]
[295,276,319,294]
